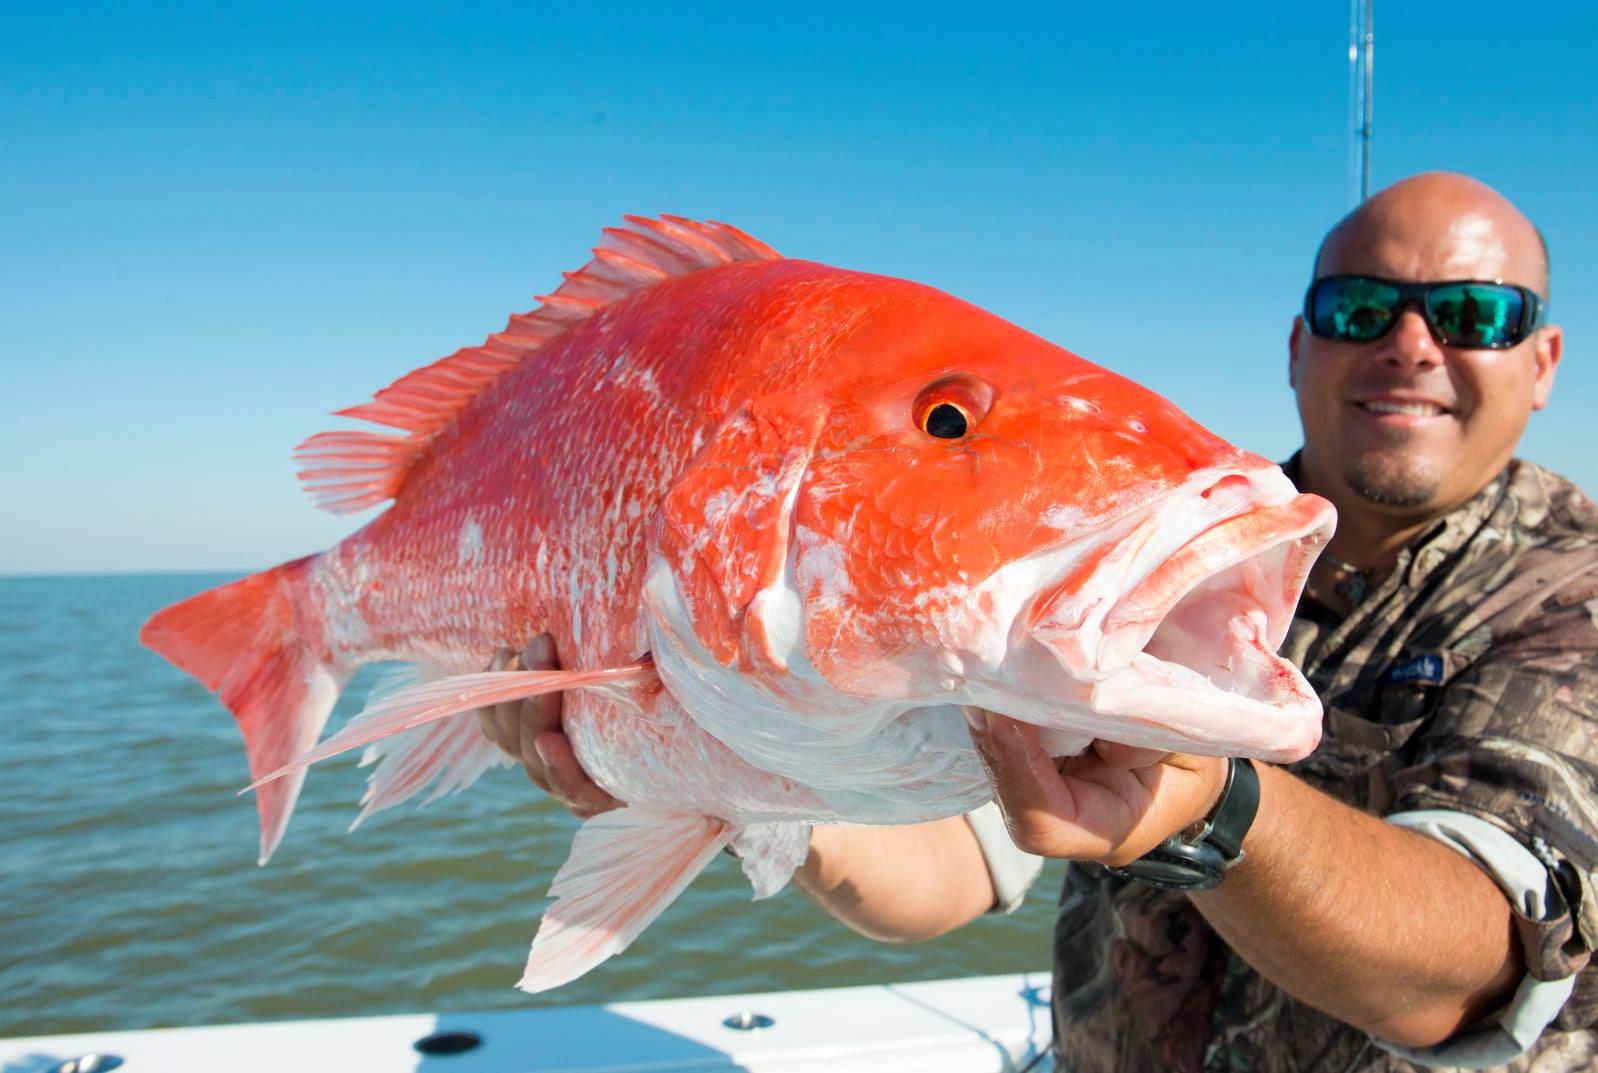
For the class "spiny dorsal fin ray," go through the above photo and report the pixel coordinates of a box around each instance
[295,216,781,513]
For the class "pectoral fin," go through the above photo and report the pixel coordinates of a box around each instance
[244,663,655,792]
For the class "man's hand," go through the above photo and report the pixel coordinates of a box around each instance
[965,710,1228,865]
[475,635,623,819]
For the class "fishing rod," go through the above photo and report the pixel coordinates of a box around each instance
[1349,0,1374,204]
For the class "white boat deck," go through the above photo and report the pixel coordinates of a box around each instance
[0,972,1053,1073]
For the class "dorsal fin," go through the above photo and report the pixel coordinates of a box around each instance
[295,216,782,513]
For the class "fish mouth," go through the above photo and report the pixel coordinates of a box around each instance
[1029,481,1335,762]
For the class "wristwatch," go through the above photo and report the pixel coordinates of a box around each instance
[1104,757,1260,891]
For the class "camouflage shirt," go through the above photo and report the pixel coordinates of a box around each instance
[1051,459,1598,1073]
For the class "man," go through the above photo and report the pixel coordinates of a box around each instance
[480,173,1598,1070]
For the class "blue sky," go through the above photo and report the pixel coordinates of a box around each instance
[4,2,1595,574]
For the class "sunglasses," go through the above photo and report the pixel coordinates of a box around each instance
[1304,275,1546,350]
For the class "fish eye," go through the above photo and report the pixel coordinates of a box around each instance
[912,374,992,441]
[923,402,969,438]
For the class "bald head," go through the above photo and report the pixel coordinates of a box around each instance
[1315,172,1549,298]
[1291,170,1566,545]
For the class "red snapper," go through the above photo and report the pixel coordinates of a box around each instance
[142,216,1335,991]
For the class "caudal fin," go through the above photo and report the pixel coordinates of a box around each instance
[140,557,339,864]
[519,809,732,993]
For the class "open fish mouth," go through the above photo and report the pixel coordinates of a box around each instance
[1029,482,1335,763]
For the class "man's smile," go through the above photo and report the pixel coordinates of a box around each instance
[1348,393,1456,426]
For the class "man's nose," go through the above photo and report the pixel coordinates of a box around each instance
[1373,307,1444,369]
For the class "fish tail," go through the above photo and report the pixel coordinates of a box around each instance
[517,809,733,993]
[140,556,340,864]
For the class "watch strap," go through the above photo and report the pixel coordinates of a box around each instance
[1103,757,1260,891]
[1206,757,1259,863]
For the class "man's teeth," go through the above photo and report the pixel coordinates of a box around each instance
[1360,401,1445,416]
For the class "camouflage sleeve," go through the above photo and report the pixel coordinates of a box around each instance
[1390,577,1598,1022]
[1378,810,1579,1066]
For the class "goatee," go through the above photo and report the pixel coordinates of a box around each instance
[1343,454,1439,509]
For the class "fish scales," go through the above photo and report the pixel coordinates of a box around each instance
[142,216,1336,993]
[325,262,860,660]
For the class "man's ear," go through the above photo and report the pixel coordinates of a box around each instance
[1530,325,1563,411]
[1288,316,1306,391]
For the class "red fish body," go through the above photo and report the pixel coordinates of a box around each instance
[143,217,1334,991]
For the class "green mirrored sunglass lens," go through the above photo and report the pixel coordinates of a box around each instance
[1426,284,1524,346]
[1314,279,1400,339]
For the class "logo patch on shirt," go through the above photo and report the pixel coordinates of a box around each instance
[1382,654,1445,686]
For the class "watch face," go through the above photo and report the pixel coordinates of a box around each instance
[1106,842,1226,891]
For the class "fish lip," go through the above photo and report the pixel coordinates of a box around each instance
[1027,488,1335,758]
[1094,492,1335,668]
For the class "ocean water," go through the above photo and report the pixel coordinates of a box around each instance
[0,573,1061,1037]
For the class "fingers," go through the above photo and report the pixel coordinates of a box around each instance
[474,634,624,819]
[520,634,558,674]
[1091,740,1172,769]
[529,731,623,819]
[966,711,1115,860]
[476,638,562,761]
[517,707,551,795]
[508,635,563,768]
[967,712,1228,865]
[475,647,521,757]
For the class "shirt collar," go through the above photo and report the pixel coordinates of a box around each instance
[1279,451,1513,590]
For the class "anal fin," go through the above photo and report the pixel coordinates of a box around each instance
[353,711,511,829]
[519,809,732,993]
